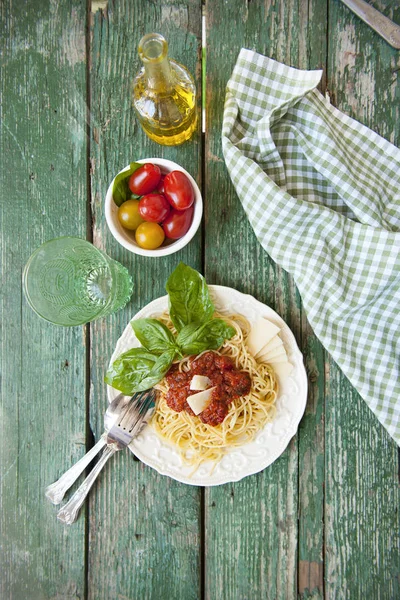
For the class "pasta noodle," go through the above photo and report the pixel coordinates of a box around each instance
[151,312,278,470]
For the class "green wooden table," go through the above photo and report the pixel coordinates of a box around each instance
[1,1,400,598]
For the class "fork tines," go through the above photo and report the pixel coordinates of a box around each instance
[117,389,155,436]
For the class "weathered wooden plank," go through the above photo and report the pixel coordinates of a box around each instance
[204,1,325,598]
[297,3,328,599]
[205,450,298,600]
[0,0,88,598]
[325,1,400,598]
[88,1,202,599]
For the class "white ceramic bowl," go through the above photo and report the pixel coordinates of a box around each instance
[105,158,202,257]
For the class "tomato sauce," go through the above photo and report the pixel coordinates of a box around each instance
[165,351,251,426]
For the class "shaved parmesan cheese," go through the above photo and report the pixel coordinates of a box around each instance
[255,335,283,358]
[261,346,287,362]
[271,361,293,380]
[257,347,285,363]
[190,375,212,391]
[187,387,216,415]
[267,355,290,365]
[246,318,280,357]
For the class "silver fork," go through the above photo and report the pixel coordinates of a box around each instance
[45,393,131,505]
[57,389,155,525]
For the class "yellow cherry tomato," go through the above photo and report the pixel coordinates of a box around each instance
[118,199,145,231]
[135,222,165,250]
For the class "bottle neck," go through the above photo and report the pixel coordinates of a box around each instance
[138,33,174,92]
[143,57,174,91]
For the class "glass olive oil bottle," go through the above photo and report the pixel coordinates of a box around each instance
[133,33,197,146]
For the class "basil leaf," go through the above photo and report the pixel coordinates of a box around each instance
[176,318,236,355]
[131,318,178,355]
[166,262,215,331]
[135,348,176,392]
[112,162,142,207]
[104,348,158,395]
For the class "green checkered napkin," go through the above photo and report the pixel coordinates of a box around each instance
[222,49,400,444]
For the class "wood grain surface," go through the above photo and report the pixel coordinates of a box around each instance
[0,1,88,598]
[204,2,301,598]
[88,2,202,599]
[324,3,400,598]
[1,0,399,599]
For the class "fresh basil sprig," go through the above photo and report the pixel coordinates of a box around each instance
[136,349,176,392]
[166,262,214,331]
[104,348,160,395]
[105,263,236,395]
[112,162,142,207]
[131,318,180,356]
[176,319,235,355]
[104,347,177,395]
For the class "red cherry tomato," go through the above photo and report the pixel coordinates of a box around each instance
[162,206,194,239]
[139,193,170,223]
[128,163,161,195]
[164,171,194,210]
[157,175,165,194]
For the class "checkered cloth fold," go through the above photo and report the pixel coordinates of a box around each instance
[222,49,400,444]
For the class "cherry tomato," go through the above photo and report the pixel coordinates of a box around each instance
[164,171,194,210]
[162,206,194,239]
[135,222,165,249]
[139,193,170,223]
[118,199,145,231]
[157,175,165,194]
[128,163,161,196]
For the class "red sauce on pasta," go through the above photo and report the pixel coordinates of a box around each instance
[165,351,251,426]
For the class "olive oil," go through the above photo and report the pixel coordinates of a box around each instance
[133,33,197,146]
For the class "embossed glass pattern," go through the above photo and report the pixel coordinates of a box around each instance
[23,237,132,326]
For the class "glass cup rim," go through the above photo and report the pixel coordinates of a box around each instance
[22,236,114,326]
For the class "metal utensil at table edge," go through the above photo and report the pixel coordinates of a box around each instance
[56,389,156,525]
[45,393,131,505]
[340,0,400,49]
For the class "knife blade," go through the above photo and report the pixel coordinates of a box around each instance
[340,0,400,49]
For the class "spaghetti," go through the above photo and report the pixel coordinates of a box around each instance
[152,312,278,470]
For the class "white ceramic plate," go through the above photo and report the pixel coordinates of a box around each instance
[107,285,308,486]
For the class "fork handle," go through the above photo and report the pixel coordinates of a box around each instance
[57,444,117,525]
[45,435,107,505]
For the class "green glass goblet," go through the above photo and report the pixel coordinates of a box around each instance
[23,237,133,326]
